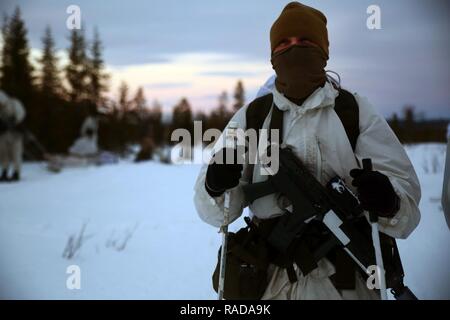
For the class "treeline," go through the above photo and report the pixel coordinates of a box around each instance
[387,106,448,143]
[1,7,445,159]
[0,7,243,158]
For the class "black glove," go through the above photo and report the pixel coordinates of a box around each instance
[0,119,7,135]
[205,148,243,197]
[350,168,400,217]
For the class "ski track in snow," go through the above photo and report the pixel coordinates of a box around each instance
[0,144,448,299]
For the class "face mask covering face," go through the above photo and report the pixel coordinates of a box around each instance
[271,45,327,101]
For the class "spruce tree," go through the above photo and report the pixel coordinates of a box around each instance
[65,28,89,102]
[218,90,228,111]
[38,26,61,97]
[218,90,231,124]
[171,97,193,145]
[151,100,163,121]
[118,81,130,112]
[0,7,34,104]
[208,91,231,131]
[173,98,192,128]
[133,86,147,110]
[150,100,163,145]
[233,80,245,111]
[88,27,108,105]
[0,15,11,90]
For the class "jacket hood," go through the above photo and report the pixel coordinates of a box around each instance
[271,80,338,112]
[255,75,338,112]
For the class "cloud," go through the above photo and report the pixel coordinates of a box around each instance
[109,56,173,68]
[103,51,271,111]
[197,70,261,78]
[5,0,449,117]
[144,82,192,89]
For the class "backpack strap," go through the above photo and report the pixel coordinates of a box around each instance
[268,104,284,144]
[245,94,271,183]
[246,88,360,151]
[333,89,360,151]
[246,93,274,144]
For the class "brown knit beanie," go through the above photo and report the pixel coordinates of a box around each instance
[270,2,329,59]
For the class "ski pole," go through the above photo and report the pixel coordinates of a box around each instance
[362,158,388,300]
[23,128,51,160]
[217,122,238,300]
[217,190,230,300]
[442,123,450,230]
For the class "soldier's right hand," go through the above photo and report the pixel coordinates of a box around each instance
[205,148,244,197]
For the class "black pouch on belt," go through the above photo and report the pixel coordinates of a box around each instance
[212,221,271,300]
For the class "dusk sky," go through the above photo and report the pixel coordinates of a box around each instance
[1,0,449,118]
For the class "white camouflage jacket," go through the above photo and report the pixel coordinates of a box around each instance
[193,77,421,299]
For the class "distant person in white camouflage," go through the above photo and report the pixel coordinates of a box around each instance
[442,123,450,229]
[0,90,26,182]
[69,115,99,157]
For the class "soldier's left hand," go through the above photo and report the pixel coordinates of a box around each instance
[350,168,400,217]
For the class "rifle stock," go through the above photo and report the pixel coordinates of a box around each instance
[242,179,277,203]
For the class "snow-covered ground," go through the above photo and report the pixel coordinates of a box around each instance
[0,143,448,299]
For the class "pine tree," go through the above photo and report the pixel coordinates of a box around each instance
[151,100,163,119]
[217,90,231,124]
[0,15,10,90]
[218,90,228,111]
[171,97,193,144]
[87,27,108,105]
[38,26,61,97]
[208,91,231,131]
[233,80,245,111]
[149,100,164,146]
[133,86,147,110]
[0,7,34,104]
[118,81,130,112]
[389,112,402,141]
[168,98,194,146]
[403,105,416,143]
[65,28,89,102]
[194,110,208,145]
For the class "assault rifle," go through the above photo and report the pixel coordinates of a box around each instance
[242,146,417,300]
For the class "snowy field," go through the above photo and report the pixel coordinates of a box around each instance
[0,143,449,300]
